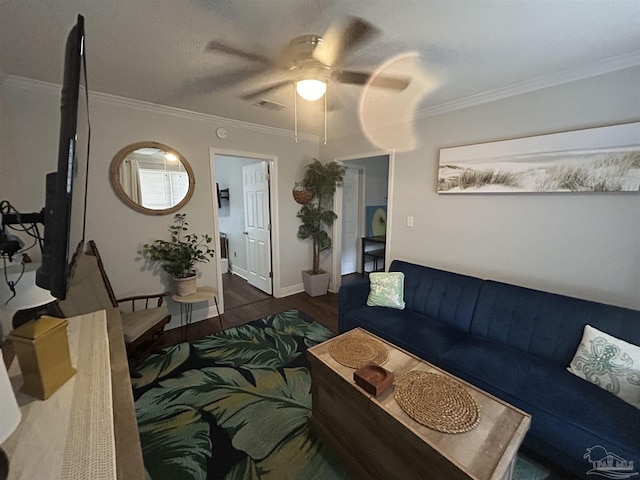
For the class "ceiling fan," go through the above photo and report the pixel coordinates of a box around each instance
[205,16,412,103]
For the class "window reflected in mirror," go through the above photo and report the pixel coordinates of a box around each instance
[110,142,195,215]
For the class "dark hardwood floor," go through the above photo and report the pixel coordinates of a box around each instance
[160,273,366,347]
[221,272,270,310]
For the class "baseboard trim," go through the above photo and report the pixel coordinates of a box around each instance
[230,267,248,280]
[277,283,305,298]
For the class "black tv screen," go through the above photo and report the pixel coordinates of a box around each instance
[36,14,90,300]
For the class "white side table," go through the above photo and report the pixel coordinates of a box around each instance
[172,286,222,340]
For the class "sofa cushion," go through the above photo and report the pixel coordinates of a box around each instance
[438,336,640,471]
[470,280,640,365]
[341,306,468,364]
[338,278,371,333]
[367,272,405,310]
[568,325,640,409]
[389,260,483,332]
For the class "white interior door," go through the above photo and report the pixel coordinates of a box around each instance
[243,161,272,294]
[341,167,361,274]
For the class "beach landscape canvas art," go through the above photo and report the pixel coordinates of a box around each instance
[438,122,640,193]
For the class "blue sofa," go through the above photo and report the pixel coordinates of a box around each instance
[338,260,640,479]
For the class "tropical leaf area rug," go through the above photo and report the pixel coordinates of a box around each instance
[133,309,554,480]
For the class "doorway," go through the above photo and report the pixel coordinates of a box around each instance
[341,166,363,275]
[212,151,276,312]
[332,151,393,291]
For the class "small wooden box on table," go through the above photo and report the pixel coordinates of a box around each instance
[307,328,531,480]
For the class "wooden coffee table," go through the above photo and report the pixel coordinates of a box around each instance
[307,328,531,480]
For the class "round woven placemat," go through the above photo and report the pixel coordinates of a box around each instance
[329,334,389,368]
[394,371,480,434]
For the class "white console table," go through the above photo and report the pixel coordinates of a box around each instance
[1,308,145,479]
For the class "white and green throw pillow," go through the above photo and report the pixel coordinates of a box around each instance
[568,325,640,409]
[366,272,405,310]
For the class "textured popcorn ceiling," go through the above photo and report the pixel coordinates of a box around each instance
[1,0,639,136]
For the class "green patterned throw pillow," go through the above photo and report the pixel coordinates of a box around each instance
[568,325,640,409]
[366,272,405,310]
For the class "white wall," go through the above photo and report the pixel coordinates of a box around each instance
[1,80,60,215]
[2,77,319,324]
[4,66,640,319]
[323,67,640,310]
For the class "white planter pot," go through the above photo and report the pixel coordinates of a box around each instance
[302,270,330,297]
[174,275,197,297]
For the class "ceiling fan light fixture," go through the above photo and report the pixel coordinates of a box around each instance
[296,79,326,101]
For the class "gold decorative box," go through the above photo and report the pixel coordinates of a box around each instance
[8,316,76,400]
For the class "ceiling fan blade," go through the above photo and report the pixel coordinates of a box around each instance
[332,70,411,91]
[240,80,293,101]
[206,40,273,65]
[331,70,370,85]
[184,66,271,95]
[313,16,378,67]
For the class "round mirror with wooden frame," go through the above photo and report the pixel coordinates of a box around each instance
[110,141,195,215]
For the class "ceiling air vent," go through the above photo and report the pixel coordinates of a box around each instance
[253,99,286,111]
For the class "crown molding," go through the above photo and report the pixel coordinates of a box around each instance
[414,51,640,119]
[4,75,60,94]
[3,75,319,143]
[7,50,638,143]
[333,51,640,139]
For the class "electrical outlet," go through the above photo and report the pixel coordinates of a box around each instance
[234,251,237,257]
[407,216,414,227]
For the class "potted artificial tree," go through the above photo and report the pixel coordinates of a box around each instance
[142,213,215,296]
[296,159,346,296]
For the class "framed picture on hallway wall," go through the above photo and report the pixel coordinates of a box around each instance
[366,205,387,237]
[437,122,640,193]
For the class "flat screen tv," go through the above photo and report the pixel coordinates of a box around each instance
[35,14,90,300]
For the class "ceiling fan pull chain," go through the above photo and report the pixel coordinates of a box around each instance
[294,83,298,143]
[324,85,327,145]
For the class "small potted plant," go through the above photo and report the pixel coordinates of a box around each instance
[296,159,346,296]
[142,213,215,296]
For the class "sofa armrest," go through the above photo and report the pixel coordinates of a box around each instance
[338,278,371,333]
